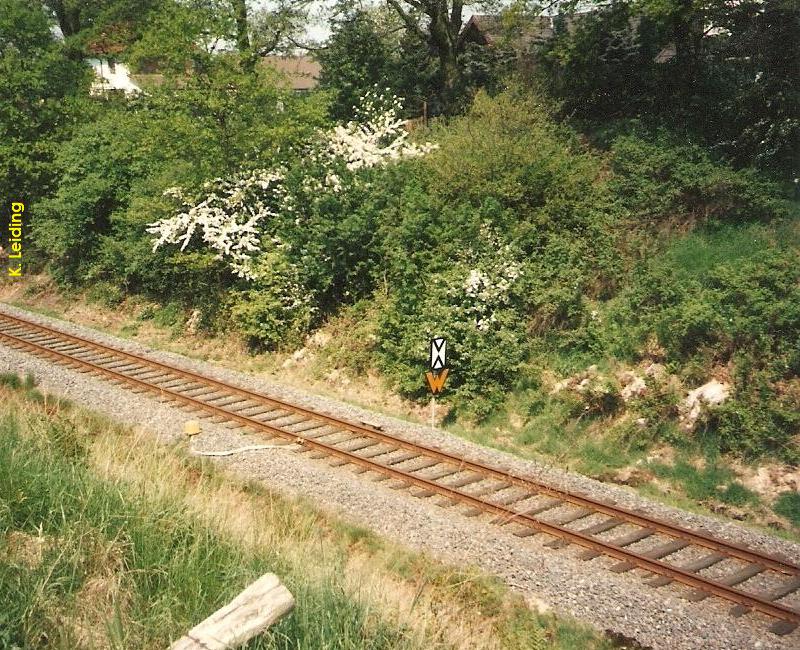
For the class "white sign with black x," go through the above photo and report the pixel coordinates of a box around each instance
[429,337,447,371]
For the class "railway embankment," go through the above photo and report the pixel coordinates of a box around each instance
[1,303,798,649]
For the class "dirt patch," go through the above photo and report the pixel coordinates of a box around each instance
[598,466,654,487]
[737,463,800,503]
[3,530,50,569]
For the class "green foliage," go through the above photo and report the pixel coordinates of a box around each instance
[42,0,163,49]
[277,163,391,316]
[541,2,663,120]
[33,57,329,305]
[86,280,125,307]
[0,0,90,204]
[709,0,800,176]
[228,252,314,351]
[318,9,396,120]
[392,29,440,116]
[317,299,382,377]
[538,0,800,179]
[609,133,789,224]
[374,90,621,417]
[607,230,800,461]
[626,252,800,369]
[460,41,516,99]
[0,372,37,391]
[700,377,800,463]
[578,377,623,418]
[125,0,232,74]
[774,491,800,527]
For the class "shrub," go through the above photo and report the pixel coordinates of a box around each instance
[627,252,800,369]
[774,491,800,527]
[33,59,329,291]
[609,133,789,225]
[612,243,800,461]
[0,0,90,204]
[228,252,315,351]
[700,380,800,463]
[374,90,622,416]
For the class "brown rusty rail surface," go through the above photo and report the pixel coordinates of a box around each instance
[0,309,798,635]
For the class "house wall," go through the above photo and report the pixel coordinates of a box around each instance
[87,58,141,96]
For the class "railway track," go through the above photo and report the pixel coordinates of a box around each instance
[1,310,799,636]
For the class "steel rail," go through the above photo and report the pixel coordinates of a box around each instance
[0,314,799,628]
[0,311,797,578]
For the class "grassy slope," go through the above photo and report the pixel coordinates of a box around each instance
[453,218,800,538]
[0,376,615,650]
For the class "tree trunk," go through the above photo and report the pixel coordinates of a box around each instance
[428,11,461,114]
[671,0,700,98]
[231,0,257,72]
[232,0,251,52]
[438,48,461,113]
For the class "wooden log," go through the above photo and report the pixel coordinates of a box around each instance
[170,573,294,650]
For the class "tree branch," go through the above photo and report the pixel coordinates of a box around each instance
[450,0,463,34]
[285,34,328,52]
[386,0,427,42]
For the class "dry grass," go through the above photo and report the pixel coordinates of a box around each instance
[89,423,526,649]
[0,381,615,649]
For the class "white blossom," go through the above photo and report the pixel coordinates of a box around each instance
[147,87,436,280]
[460,226,523,332]
[324,87,437,171]
[146,170,284,280]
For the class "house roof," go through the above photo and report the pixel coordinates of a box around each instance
[260,55,321,91]
[460,14,555,49]
[654,43,677,64]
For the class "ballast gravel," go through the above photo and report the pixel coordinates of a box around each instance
[1,303,798,650]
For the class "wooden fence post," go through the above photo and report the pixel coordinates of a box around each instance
[170,573,294,650]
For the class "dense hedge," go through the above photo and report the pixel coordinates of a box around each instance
[29,78,799,459]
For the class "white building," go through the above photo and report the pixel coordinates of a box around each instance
[87,58,141,96]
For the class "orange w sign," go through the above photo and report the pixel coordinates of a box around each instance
[425,368,449,394]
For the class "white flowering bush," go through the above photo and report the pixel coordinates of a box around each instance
[147,87,436,280]
[463,255,523,332]
[147,170,286,280]
[449,225,524,332]
[325,88,437,172]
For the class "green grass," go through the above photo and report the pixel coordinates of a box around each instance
[0,371,38,391]
[649,459,760,507]
[0,379,620,650]
[656,222,785,280]
[774,492,800,527]
[0,415,411,649]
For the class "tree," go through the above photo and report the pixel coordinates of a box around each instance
[125,0,234,73]
[384,0,485,112]
[126,0,310,73]
[538,0,799,179]
[392,26,439,116]
[42,0,162,56]
[0,0,89,205]
[714,0,799,178]
[318,9,395,120]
